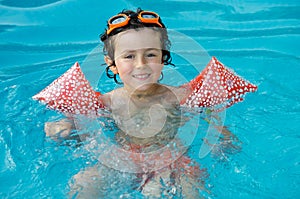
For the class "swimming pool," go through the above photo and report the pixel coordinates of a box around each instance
[1,0,299,198]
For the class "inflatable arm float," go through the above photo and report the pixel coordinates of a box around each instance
[33,57,257,115]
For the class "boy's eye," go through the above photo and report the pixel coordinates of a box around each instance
[124,54,134,59]
[147,53,157,57]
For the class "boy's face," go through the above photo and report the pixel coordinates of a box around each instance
[112,28,164,92]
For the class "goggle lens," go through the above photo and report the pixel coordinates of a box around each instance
[140,13,157,19]
[110,16,127,25]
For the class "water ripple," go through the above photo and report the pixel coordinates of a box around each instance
[129,0,300,22]
[174,48,299,61]
[0,0,62,8]
[0,52,102,89]
[128,0,235,15]
[216,49,299,60]
[0,25,17,33]
[0,42,100,53]
[180,27,300,39]
[219,5,300,21]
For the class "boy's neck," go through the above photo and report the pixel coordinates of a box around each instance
[125,83,161,100]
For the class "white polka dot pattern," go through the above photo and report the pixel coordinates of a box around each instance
[32,62,103,115]
[180,56,257,110]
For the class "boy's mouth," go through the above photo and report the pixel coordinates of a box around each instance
[132,74,150,80]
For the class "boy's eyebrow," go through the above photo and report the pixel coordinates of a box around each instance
[145,48,161,51]
[121,48,161,54]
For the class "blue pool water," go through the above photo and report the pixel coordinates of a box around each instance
[1,0,299,198]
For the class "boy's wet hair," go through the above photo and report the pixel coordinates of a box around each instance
[100,8,174,81]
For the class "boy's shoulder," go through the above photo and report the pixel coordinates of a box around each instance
[164,85,189,102]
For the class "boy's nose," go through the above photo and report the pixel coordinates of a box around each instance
[135,55,146,69]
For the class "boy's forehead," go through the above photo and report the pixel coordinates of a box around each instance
[114,28,163,51]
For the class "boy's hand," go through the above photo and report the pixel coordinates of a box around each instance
[44,119,75,141]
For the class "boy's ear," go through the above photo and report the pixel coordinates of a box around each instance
[104,56,118,74]
[104,55,113,65]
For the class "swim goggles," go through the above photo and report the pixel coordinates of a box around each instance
[106,11,164,36]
